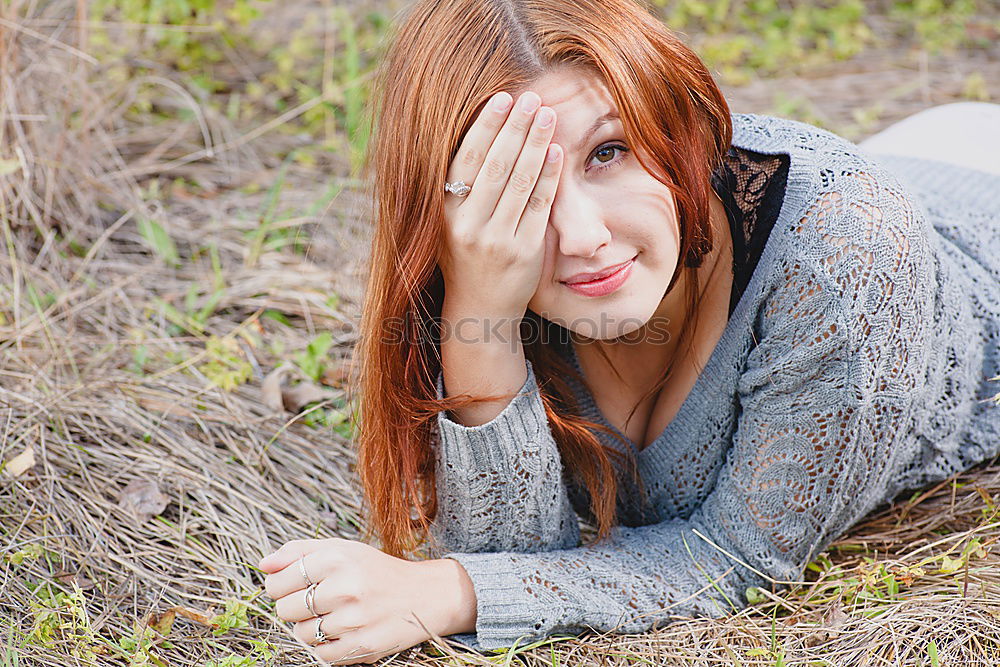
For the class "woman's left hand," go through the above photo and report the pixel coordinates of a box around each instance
[259,538,475,665]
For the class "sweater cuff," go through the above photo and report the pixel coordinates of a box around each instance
[434,359,549,469]
[442,551,554,651]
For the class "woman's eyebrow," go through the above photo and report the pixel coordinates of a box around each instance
[571,110,620,154]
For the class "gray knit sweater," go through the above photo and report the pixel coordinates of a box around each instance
[430,113,1000,651]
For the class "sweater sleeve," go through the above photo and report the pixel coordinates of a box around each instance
[428,358,580,556]
[438,168,935,651]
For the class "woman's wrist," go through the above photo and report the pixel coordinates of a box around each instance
[418,557,478,637]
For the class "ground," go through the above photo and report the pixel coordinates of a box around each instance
[2,1,1000,665]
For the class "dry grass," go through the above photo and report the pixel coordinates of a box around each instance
[2,1,1000,665]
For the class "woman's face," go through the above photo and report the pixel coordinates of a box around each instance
[521,67,681,341]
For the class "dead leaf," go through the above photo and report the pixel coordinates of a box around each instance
[282,381,338,412]
[821,604,849,628]
[261,363,295,412]
[322,357,356,388]
[802,604,850,647]
[54,571,95,589]
[143,608,178,636]
[118,479,170,523]
[172,605,218,628]
[261,363,341,413]
[3,446,35,477]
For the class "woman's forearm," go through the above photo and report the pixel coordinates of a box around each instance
[439,297,528,427]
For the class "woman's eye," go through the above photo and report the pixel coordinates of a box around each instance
[589,143,628,172]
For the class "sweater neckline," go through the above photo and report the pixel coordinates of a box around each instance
[564,114,820,462]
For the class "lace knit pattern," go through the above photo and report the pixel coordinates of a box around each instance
[430,114,1000,651]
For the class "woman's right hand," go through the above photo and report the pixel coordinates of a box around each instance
[438,90,564,319]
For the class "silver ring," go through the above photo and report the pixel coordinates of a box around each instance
[298,555,314,587]
[304,583,319,617]
[444,179,471,197]
[313,614,327,644]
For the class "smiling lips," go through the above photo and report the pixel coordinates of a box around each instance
[562,256,635,284]
[562,255,637,297]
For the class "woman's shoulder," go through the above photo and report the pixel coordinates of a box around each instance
[731,112,1000,208]
[729,112,920,197]
[730,113,858,161]
[727,114,937,328]
[730,113,929,252]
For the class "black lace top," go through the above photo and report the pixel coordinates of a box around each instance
[712,146,790,317]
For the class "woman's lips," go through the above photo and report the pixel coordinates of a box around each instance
[562,256,636,297]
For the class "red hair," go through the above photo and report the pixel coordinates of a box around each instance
[353,0,732,557]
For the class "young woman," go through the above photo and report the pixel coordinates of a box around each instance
[256,0,1000,663]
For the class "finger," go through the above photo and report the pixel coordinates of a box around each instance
[263,550,322,600]
[264,551,335,604]
[293,613,351,646]
[275,574,351,622]
[258,538,328,573]
[490,105,556,233]
[516,143,563,240]
[275,580,325,622]
[460,91,542,216]
[444,91,513,200]
[294,615,324,646]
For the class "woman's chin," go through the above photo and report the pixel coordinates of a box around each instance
[533,306,654,342]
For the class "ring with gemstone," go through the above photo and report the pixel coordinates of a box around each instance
[313,614,327,644]
[445,179,471,197]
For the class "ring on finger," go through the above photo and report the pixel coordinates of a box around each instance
[304,583,319,617]
[445,179,472,197]
[313,614,328,645]
[298,555,314,587]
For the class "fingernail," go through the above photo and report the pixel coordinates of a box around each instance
[491,92,512,113]
[546,144,561,162]
[519,93,540,113]
[536,108,554,127]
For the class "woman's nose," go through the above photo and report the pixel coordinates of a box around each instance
[548,191,611,258]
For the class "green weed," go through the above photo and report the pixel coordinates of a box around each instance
[152,248,226,338]
[927,639,940,667]
[3,543,50,566]
[116,623,172,667]
[27,581,105,662]
[209,599,250,637]
[288,331,356,437]
[655,0,874,82]
[199,638,275,667]
[138,218,181,268]
[198,336,253,391]
[294,332,334,383]
[130,341,150,375]
[890,0,981,53]
[301,396,358,441]
[24,283,57,313]
[245,158,344,266]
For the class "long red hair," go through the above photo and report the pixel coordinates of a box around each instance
[354,0,732,557]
